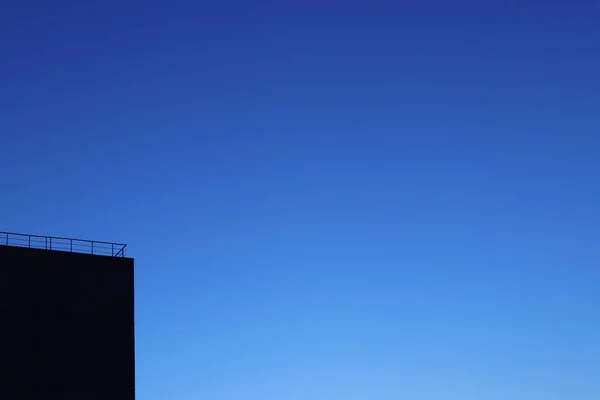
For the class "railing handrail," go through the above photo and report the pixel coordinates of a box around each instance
[0,231,128,257]
[0,231,127,247]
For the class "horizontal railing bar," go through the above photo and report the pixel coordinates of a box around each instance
[1,239,125,249]
[1,242,122,250]
[0,232,127,257]
[0,232,126,247]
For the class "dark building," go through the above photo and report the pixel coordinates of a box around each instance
[0,232,134,400]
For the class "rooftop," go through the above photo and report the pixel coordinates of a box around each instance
[0,231,127,257]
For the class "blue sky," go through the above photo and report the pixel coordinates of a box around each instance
[1,1,600,399]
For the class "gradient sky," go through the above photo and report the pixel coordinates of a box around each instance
[1,1,599,399]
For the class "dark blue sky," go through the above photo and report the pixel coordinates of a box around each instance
[2,1,600,399]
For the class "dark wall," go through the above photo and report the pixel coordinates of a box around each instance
[0,245,134,400]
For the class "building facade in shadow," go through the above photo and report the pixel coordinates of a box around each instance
[0,232,135,400]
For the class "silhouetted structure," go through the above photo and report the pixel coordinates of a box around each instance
[0,232,134,399]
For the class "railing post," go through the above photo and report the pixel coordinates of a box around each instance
[91,241,94,255]
[49,237,52,250]
[28,235,31,248]
[5,234,8,246]
[70,239,73,252]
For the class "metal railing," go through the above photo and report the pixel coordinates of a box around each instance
[0,232,127,257]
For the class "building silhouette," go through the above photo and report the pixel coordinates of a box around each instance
[0,232,135,399]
